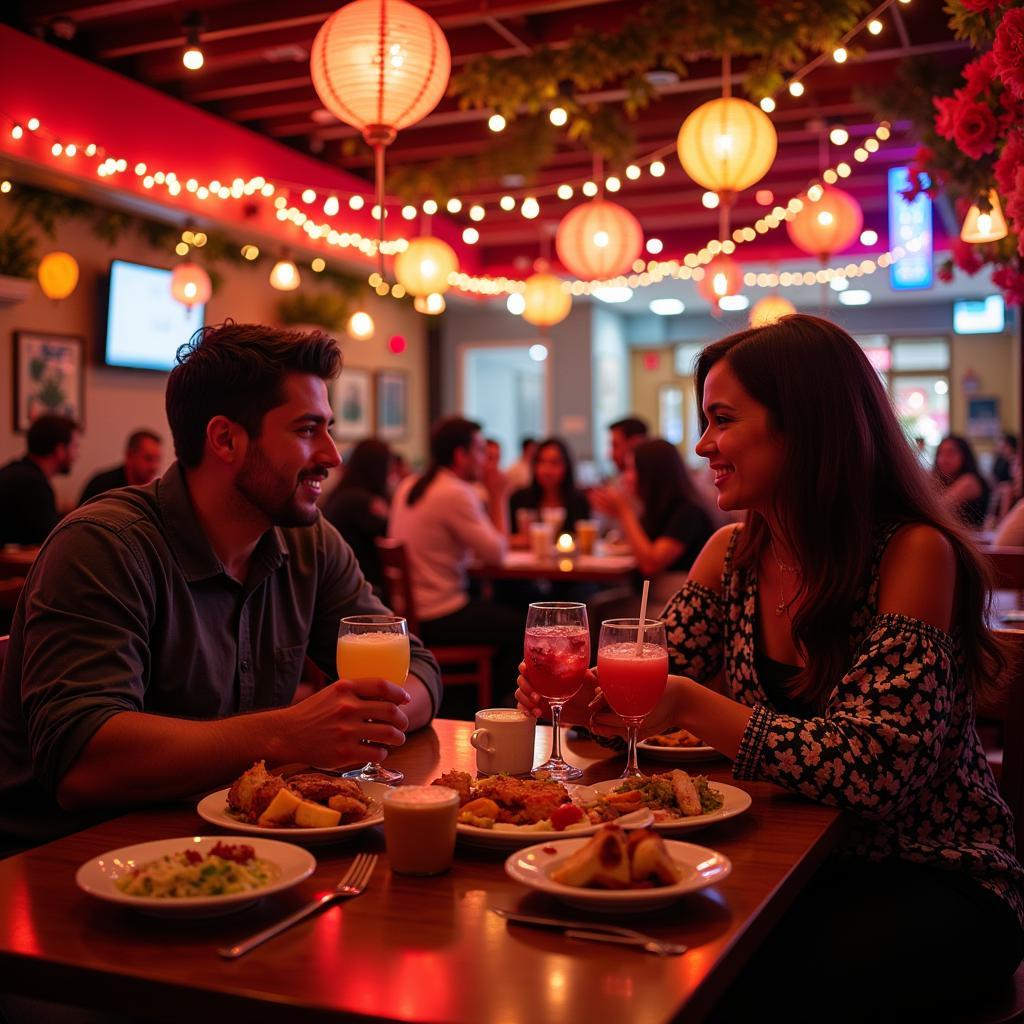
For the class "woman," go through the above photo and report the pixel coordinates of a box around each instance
[322,437,393,591]
[590,438,714,575]
[517,315,1023,1018]
[934,433,990,528]
[509,438,590,535]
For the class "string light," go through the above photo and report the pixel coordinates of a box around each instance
[549,107,568,127]
[868,18,883,34]
[788,80,805,97]
[833,47,847,63]
[759,97,776,113]
[829,127,849,146]
[556,184,573,200]
[488,114,506,132]
[649,160,666,177]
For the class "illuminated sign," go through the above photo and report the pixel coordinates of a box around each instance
[954,295,1005,334]
[887,166,933,290]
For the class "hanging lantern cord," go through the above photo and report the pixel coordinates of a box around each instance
[718,51,733,241]
[363,125,396,280]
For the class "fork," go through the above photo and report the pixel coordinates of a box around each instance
[218,853,377,959]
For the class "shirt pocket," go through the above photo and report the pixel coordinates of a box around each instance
[273,643,309,706]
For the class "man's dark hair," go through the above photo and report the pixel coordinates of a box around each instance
[609,416,649,439]
[27,415,78,457]
[166,321,342,467]
[126,429,162,452]
[1004,433,1019,452]
[406,416,481,507]
[520,437,536,454]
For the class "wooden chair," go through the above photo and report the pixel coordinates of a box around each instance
[375,538,494,708]
[986,547,1024,596]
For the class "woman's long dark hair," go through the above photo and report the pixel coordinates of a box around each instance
[694,313,1003,703]
[337,438,391,499]
[633,438,705,538]
[520,438,579,509]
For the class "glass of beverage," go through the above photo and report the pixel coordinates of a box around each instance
[576,519,599,556]
[523,601,590,781]
[337,614,410,785]
[597,618,669,779]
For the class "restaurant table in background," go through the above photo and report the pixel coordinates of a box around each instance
[470,549,637,586]
[0,547,38,580]
[0,720,844,1024]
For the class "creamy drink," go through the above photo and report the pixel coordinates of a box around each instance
[383,786,460,875]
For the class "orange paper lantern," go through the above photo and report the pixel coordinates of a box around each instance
[555,199,643,281]
[394,236,458,295]
[311,0,450,144]
[37,251,79,300]
[170,261,211,308]
[697,256,743,305]
[749,295,796,327]
[522,272,571,326]
[786,186,863,259]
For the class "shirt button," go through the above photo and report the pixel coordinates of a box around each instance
[240,660,250,673]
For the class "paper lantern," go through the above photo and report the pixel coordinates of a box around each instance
[170,261,211,308]
[749,295,796,327]
[555,199,643,280]
[269,258,301,291]
[677,97,777,195]
[311,0,450,143]
[37,251,79,300]
[414,292,446,314]
[697,256,743,304]
[787,186,863,259]
[522,273,571,326]
[395,237,457,296]
[346,311,375,339]
[961,191,1008,244]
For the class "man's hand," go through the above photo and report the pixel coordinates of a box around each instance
[278,677,410,766]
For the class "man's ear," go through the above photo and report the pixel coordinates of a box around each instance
[205,416,245,465]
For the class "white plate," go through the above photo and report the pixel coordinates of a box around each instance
[504,837,731,912]
[637,739,721,762]
[457,805,653,849]
[76,836,316,918]
[196,781,386,845]
[575,778,752,835]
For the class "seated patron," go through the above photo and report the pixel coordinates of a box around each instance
[934,434,990,528]
[0,414,80,546]
[509,437,591,537]
[78,429,163,505]
[0,322,440,853]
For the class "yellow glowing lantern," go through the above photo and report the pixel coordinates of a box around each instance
[786,185,863,259]
[394,236,457,296]
[677,97,777,197]
[346,310,375,339]
[961,191,1008,244]
[37,251,79,300]
[170,261,212,308]
[522,272,571,327]
[555,199,643,280]
[749,295,796,327]
[269,258,301,291]
[696,255,743,305]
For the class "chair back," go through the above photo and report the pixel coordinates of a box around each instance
[985,629,1024,854]
[375,538,421,635]
[0,635,8,677]
[986,548,1024,591]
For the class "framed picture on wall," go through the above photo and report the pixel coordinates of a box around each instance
[13,331,85,432]
[376,370,408,441]
[331,368,373,441]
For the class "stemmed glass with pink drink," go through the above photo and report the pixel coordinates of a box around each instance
[523,601,590,781]
[597,618,669,779]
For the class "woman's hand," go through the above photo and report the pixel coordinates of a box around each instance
[589,485,626,519]
[515,663,600,726]
[587,674,689,741]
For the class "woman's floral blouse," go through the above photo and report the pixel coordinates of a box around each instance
[662,525,1023,925]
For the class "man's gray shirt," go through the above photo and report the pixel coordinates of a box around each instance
[0,463,441,850]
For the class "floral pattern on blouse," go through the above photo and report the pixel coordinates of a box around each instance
[660,525,1024,925]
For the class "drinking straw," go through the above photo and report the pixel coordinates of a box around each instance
[635,579,651,654]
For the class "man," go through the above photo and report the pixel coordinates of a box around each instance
[608,416,649,475]
[0,414,79,546]
[0,323,440,852]
[78,429,163,504]
[389,417,522,701]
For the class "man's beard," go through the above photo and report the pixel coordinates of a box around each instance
[235,442,325,528]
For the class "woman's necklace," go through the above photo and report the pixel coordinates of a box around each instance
[769,537,801,616]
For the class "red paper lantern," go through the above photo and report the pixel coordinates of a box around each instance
[787,186,863,259]
[696,256,743,305]
[170,261,211,308]
[555,199,643,280]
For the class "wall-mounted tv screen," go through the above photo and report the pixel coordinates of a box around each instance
[104,259,205,371]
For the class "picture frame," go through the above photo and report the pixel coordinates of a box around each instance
[331,367,373,441]
[376,369,408,441]
[13,331,85,432]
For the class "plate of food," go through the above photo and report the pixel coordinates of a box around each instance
[575,771,751,834]
[504,824,731,912]
[433,770,652,849]
[197,761,386,845]
[76,836,315,918]
[638,727,720,762]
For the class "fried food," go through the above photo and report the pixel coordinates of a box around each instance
[645,727,704,748]
[551,825,682,889]
[431,771,576,829]
[228,760,285,821]
[227,762,371,828]
[432,770,473,805]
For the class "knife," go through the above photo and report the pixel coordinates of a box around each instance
[491,908,686,956]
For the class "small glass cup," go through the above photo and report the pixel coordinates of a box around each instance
[383,785,460,875]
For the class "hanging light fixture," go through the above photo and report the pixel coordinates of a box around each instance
[269,257,301,291]
[749,294,796,327]
[786,185,863,260]
[170,261,212,308]
[696,255,743,308]
[394,236,457,296]
[555,199,643,280]
[310,0,451,277]
[346,311,375,339]
[522,272,572,327]
[37,251,79,300]
[961,191,1008,244]
[181,11,205,70]
[414,292,446,315]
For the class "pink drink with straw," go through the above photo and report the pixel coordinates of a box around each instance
[597,642,669,717]
[524,625,590,701]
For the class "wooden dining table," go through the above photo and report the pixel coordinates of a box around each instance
[0,720,844,1024]
[470,549,638,585]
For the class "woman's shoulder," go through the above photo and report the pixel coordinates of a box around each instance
[686,523,743,593]
[876,522,956,631]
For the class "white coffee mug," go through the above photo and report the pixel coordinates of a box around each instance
[470,708,536,776]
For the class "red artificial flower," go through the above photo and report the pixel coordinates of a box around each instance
[933,95,958,139]
[992,265,1024,306]
[1006,168,1024,258]
[963,51,997,97]
[938,262,954,283]
[952,239,985,276]
[954,102,999,158]
[961,0,1006,10]
[995,131,1024,195]
[993,8,1024,102]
